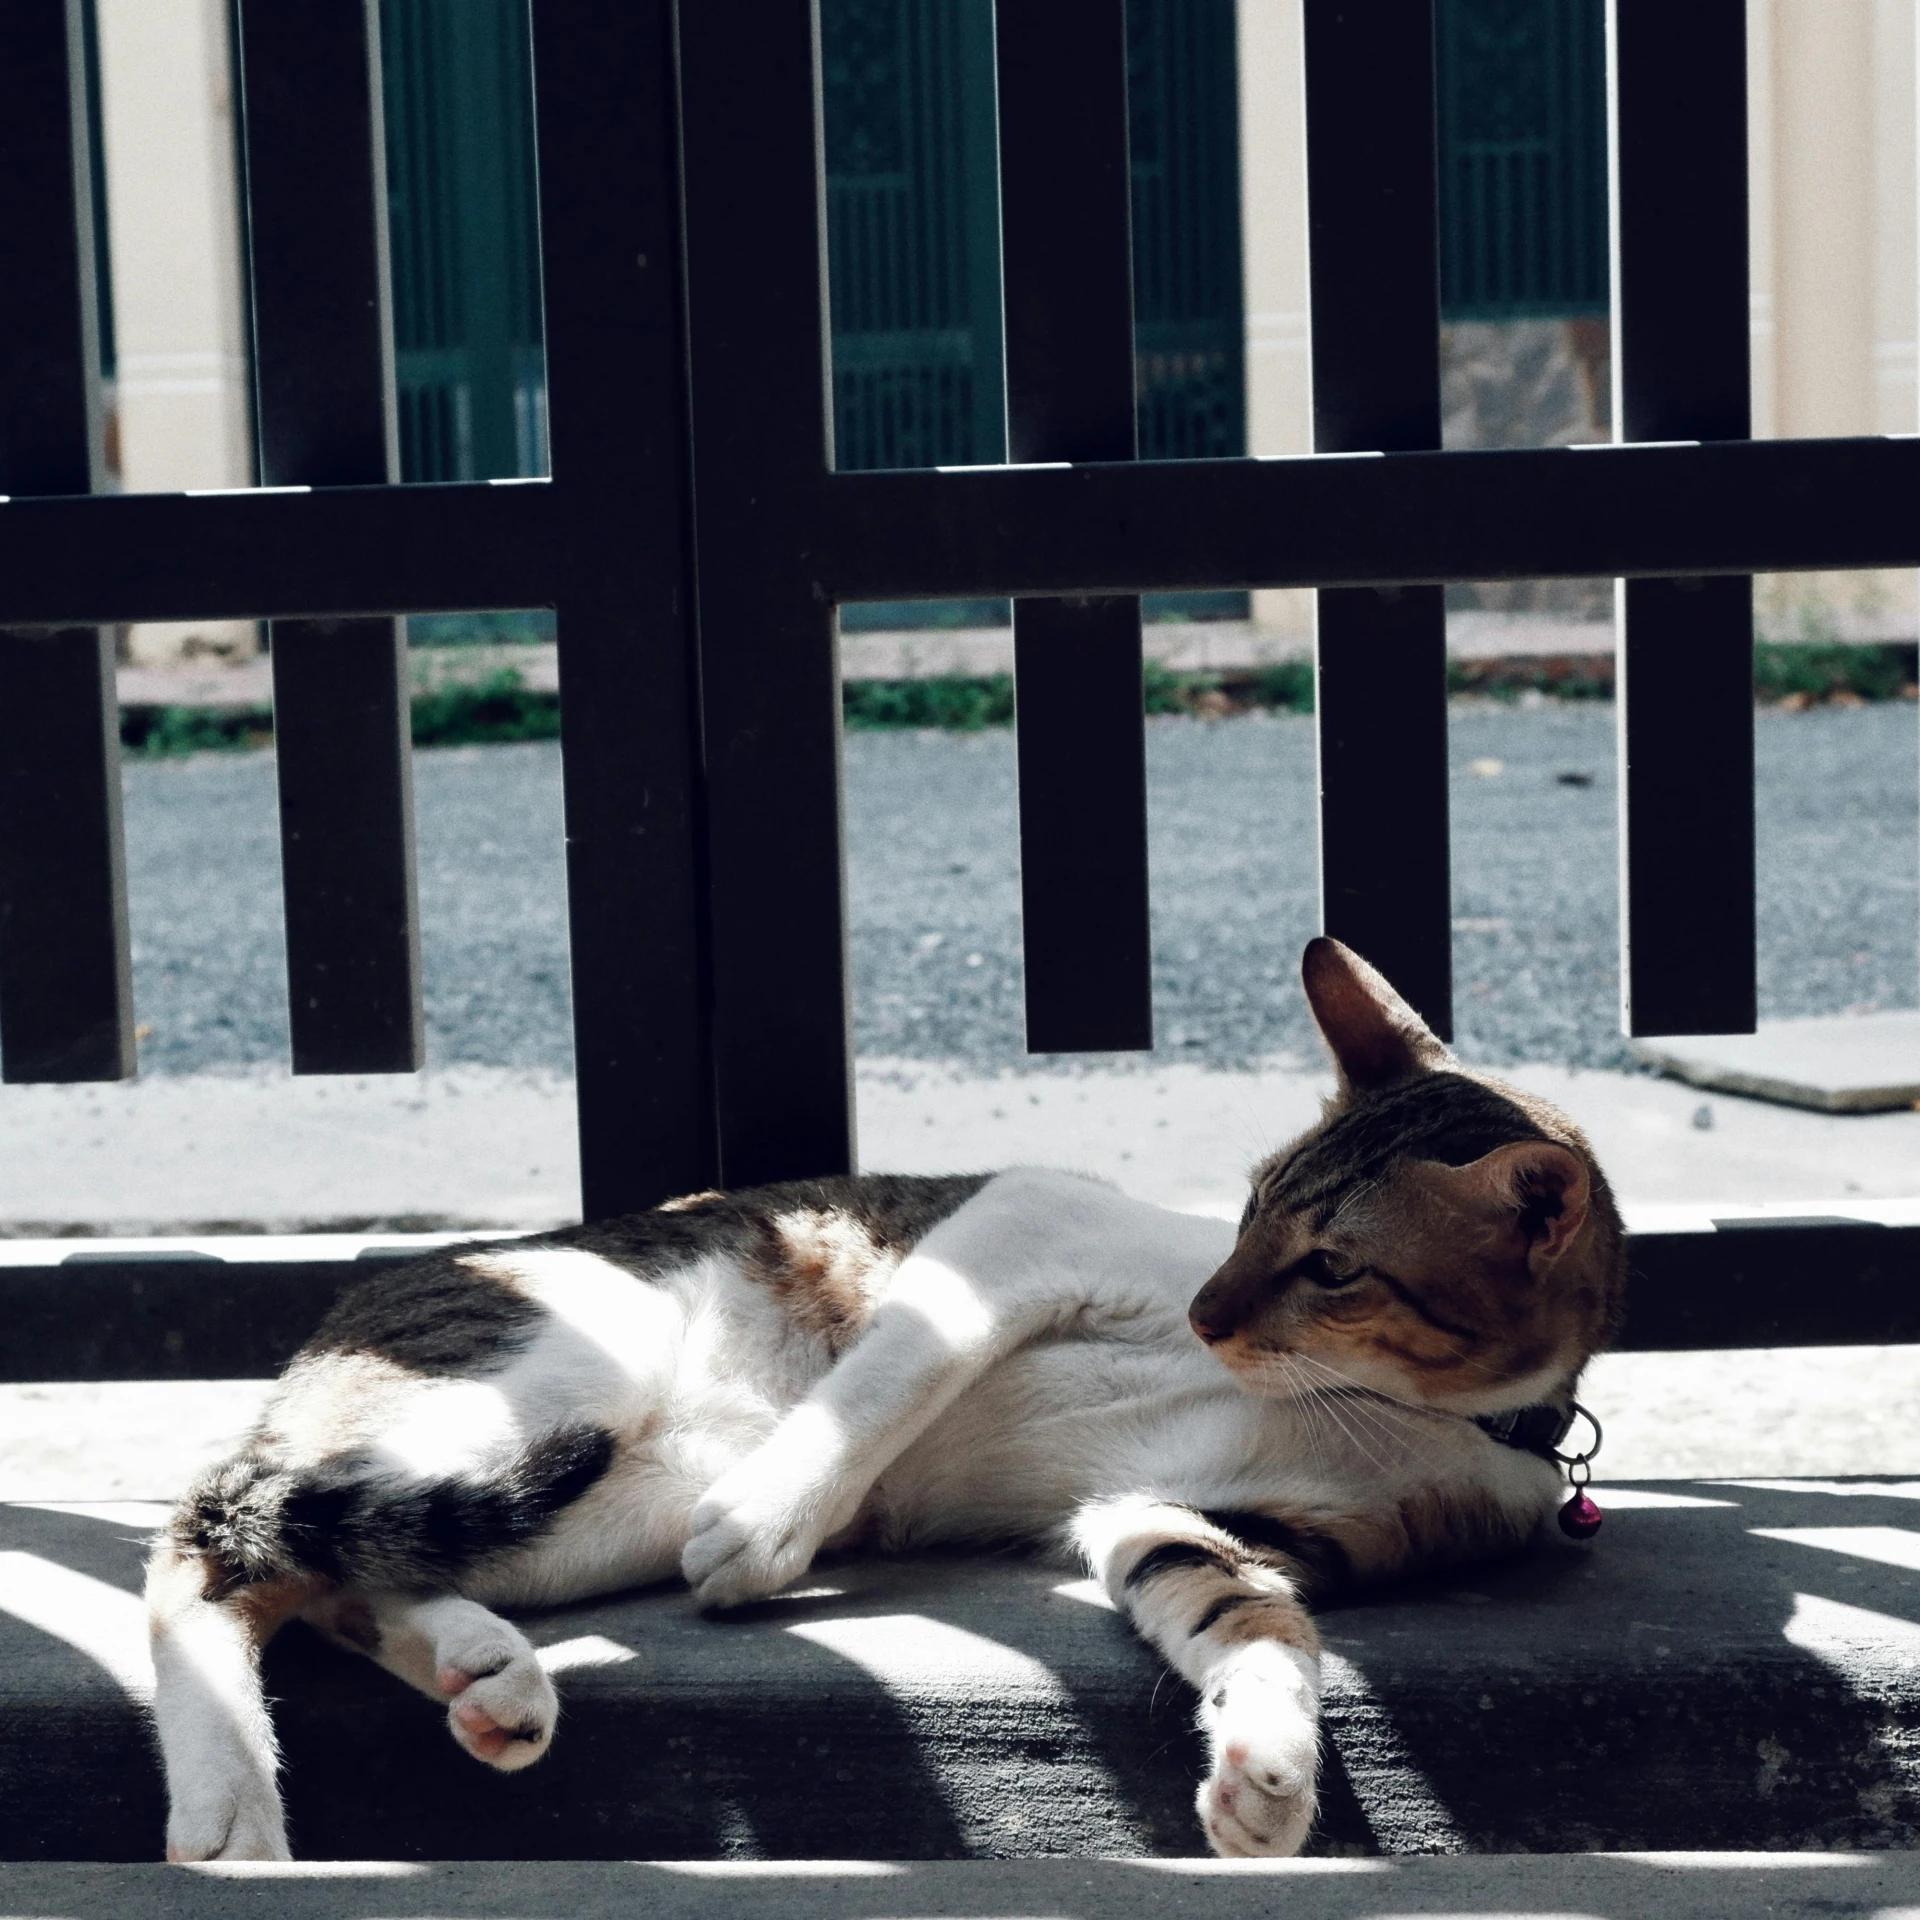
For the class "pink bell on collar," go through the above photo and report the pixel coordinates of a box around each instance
[1558,1488,1603,1539]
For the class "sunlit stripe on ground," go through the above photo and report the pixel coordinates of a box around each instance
[785,1613,1067,1698]
[1319,1649,1467,1855]
[0,1551,152,1699]
[1783,1591,1920,1669]
[1752,1526,1920,1573]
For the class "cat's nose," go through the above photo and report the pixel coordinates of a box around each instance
[1189,1304,1231,1345]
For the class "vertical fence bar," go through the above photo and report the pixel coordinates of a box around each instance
[680,0,852,1186]
[1609,0,1754,1037]
[0,0,133,1084]
[997,0,1153,1053]
[528,0,716,1212]
[1302,0,1452,1038]
[234,0,423,1074]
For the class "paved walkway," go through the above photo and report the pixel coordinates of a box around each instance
[4,1056,1913,1238]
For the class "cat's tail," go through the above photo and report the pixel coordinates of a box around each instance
[168,1422,616,1598]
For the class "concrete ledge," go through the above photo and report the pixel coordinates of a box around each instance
[1634,1011,1920,1114]
[6,1482,1920,1861]
[6,1854,1920,1920]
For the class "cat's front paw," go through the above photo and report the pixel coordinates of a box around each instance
[681,1436,855,1610]
[1196,1643,1321,1858]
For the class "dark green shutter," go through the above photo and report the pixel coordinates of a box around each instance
[1128,0,1244,463]
[821,0,1247,625]
[1436,0,1609,320]
[822,0,1006,472]
[379,0,545,482]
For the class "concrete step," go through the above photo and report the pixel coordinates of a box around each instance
[5,1854,1920,1920]
[4,1481,1920,1862]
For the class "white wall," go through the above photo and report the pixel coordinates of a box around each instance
[1235,0,1314,640]
[96,0,256,662]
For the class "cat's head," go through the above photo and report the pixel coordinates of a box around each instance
[1189,937,1625,1415]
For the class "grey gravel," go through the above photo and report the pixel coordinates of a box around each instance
[123,741,573,1076]
[101,705,1917,1080]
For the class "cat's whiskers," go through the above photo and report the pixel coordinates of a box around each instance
[1273,1354,1334,1476]
[1284,1353,1446,1453]
[1283,1361,1394,1474]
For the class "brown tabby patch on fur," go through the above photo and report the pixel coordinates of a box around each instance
[746,1209,884,1348]
[301,1174,992,1378]
[1199,1593,1319,1651]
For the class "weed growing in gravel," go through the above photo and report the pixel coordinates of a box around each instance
[842,673,1015,730]
[1754,642,1916,706]
[121,707,273,756]
[124,669,564,757]
[409,669,562,745]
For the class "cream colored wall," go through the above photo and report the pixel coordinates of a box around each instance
[1234,0,1315,641]
[96,0,256,662]
[1748,0,1916,637]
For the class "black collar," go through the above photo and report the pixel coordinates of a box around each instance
[1473,1402,1577,1461]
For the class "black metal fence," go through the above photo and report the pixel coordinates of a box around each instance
[0,0,1917,1365]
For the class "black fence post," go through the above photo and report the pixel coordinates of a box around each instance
[529,0,717,1213]
[996,0,1154,1055]
[680,0,853,1186]
[1302,0,1453,1039]
[234,0,423,1074]
[1610,0,1756,1038]
[0,0,133,1085]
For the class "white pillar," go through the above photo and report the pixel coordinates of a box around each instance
[1871,0,1916,437]
[1235,0,1313,643]
[1748,0,1914,638]
[96,0,256,663]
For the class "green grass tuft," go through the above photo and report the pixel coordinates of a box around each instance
[842,673,1015,731]
[408,669,562,745]
[1753,642,1914,704]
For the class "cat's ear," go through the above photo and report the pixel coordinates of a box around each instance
[1301,937,1451,1092]
[1443,1141,1591,1272]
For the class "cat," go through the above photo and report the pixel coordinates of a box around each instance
[145,935,1625,1863]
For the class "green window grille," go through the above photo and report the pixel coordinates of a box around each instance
[1128,0,1244,463]
[1435,0,1609,320]
[821,0,1247,624]
[379,0,546,482]
[822,0,1007,472]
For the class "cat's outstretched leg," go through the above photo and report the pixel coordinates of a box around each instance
[304,1590,557,1770]
[146,1541,316,1862]
[1075,1496,1322,1858]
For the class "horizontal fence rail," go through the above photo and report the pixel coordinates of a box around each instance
[5,432,1920,629]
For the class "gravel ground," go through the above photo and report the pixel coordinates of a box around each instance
[105,704,1917,1079]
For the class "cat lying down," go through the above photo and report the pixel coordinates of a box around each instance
[147,936,1625,1861]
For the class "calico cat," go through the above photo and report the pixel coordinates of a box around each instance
[146,936,1625,1862]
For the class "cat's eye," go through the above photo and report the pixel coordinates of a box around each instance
[1302,1249,1363,1289]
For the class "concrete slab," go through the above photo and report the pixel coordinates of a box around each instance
[0,1067,580,1237]
[1634,1010,1920,1113]
[855,1055,1920,1218]
[6,1854,1920,1920]
[7,1484,1920,1860]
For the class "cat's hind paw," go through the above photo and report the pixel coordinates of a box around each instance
[164,1783,291,1863]
[438,1649,556,1771]
[1196,1645,1320,1858]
